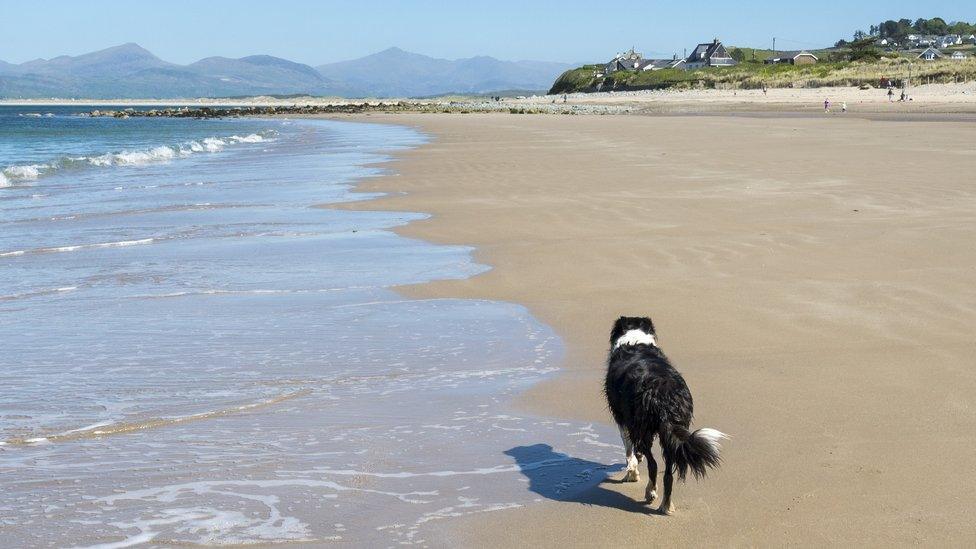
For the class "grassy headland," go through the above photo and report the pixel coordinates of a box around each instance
[551,55,976,94]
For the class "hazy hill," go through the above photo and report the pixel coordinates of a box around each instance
[316,47,572,97]
[0,43,334,98]
[0,43,570,98]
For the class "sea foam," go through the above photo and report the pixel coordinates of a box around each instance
[0,132,274,185]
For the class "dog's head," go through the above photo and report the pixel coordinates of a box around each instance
[609,316,657,348]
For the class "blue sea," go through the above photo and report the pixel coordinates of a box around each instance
[0,106,619,546]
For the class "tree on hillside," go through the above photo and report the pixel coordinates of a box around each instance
[848,37,881,61]
[729,48,746,62]
[869,17,976,40]
[949,21,976,35]
[925,17,949,35]
[878,19,912,39]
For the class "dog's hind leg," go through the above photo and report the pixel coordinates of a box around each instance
[657,459,675,515]
[644,453,658,503]
[619,427,640,482]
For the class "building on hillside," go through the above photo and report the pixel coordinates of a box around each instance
[937,35,961,48]
[639,56,686,71]
[917,47,944,61]
[950,51,968,60]
[764,50,819,65]
[605,48,643,74]
[684,39,737,69]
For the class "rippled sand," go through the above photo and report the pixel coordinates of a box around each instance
[337,112,976,546]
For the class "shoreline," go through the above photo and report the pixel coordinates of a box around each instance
[2,113,619,546]
[327,112,976,546]
[6,81,976,117]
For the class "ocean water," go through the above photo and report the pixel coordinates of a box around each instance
[0,106,621,547]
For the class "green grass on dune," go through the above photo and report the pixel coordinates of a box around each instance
[550,56,976,93]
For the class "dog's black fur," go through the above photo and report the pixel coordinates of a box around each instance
[604,316,725,514]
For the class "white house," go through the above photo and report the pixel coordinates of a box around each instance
[640,57,686,71]
[950,51,968,60]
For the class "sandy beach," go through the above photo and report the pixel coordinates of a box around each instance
[330,111,976,546]
[7,81,976,117]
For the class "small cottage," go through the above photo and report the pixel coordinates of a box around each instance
[764,51,819,65]
[917,47,944,61]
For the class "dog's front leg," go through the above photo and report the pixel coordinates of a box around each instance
[619,427,640,482]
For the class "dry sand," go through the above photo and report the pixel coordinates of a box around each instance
[330,112,976,547]
[543,82,976,113]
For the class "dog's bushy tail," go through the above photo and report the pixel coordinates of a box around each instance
[663,425,728,480]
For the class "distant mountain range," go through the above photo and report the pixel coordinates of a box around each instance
[0,44,572,99]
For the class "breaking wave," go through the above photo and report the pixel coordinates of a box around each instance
[0,238,155,258]
[0,130,277,186]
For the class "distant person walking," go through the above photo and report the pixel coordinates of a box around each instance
[842,102,847,113]
[762,83,767,96]
[888,87,895,102]
[824,98,830,112]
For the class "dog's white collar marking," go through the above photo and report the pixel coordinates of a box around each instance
[614,329,657,349]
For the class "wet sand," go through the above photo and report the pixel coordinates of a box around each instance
[331,112,976,546]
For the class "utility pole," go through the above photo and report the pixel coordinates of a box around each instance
[773,37,776,53]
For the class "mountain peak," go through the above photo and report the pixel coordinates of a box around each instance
[101,42,157,57]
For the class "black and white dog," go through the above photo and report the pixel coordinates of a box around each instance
[604,316,727,515]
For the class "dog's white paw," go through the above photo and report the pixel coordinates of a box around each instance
[645,489,657,503]
[658,502,674,516]
[623,469,640,482]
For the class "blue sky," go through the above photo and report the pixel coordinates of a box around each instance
[1,0,972,65]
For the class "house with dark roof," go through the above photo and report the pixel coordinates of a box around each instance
[684,39,736,70]
[763,51,819,65]
[917,47,944,61]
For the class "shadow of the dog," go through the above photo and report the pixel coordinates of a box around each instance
[504,443,660,515]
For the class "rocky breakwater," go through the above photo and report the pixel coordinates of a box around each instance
[87,102,427,118]
[87,100,632,118]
